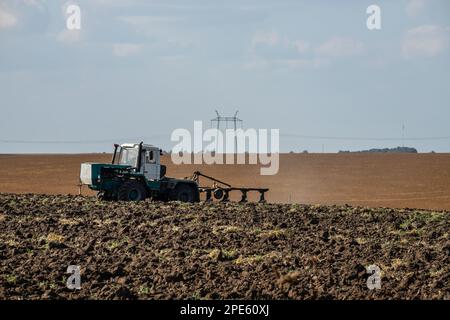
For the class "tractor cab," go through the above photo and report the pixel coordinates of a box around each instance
[112,142,165,181]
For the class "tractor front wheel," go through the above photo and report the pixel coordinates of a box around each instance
[97,191,114,201]
[118,180,146,201]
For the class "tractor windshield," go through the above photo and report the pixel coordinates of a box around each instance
[114,146,139,167]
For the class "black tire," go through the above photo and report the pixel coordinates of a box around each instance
[171,184,195,203]
[97,191,113,201]
[118,180,146,201]
[213,188,224,200]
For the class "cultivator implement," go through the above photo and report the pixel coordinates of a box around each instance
[189,171,269,203]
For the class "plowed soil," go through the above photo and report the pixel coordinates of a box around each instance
[1,194,448,299]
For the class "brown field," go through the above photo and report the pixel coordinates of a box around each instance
[1,153,450,210]
[1,193,448,299]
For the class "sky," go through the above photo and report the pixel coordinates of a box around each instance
[0,0,450,153]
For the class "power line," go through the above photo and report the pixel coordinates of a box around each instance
[281,134,450,141]
[1,133,450,144]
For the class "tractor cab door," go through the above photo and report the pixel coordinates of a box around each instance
[142,148,160,181]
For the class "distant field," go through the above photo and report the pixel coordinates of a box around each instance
[1,153,450,210]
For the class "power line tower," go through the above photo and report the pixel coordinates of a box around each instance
[210,110,243,152]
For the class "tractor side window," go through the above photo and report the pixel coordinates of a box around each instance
[146,151,155,164]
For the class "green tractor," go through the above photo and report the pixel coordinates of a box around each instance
[79,142,200,202]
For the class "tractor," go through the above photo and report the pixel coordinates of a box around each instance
[79,142,200,202]
[80,142,269,203]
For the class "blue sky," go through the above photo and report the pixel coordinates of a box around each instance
[0,0,449,153]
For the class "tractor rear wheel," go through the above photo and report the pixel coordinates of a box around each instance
[171,184,195,203]
[118,180,146,201]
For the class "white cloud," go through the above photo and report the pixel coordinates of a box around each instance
[117,15,194,49]
[93,0,143,7]
[57,29,82,44]
[23,0,46,11]
[251,31,310,53]
[251,31,280,47]
[249,32,366,70]
[275,58,330,69]
[244,57,329,70]
[243,59,270,70]
[406,0,426,17]
[315,37,364,57]
[249,32,365,70]
[159,55,185,64]
[402,25,450,58]
[0,7,17,29]
[118,15,181,27]
[112,43,142,57]
[292,40,310,54]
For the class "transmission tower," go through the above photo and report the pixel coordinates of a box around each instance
[210,110,243,152]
